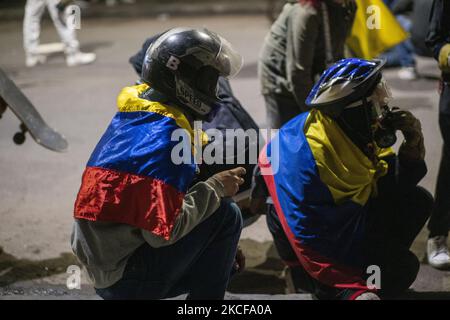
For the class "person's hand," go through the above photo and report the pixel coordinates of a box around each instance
[389,109,425,160]
[233,247,245,273]
[212,167,246,197]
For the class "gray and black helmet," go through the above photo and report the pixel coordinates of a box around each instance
[141,27,243,120]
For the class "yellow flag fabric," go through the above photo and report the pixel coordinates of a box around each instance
[117,84,209,146]
[346,0,408,59]
[304,109,394,206]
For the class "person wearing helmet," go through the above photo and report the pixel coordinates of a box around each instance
[255,58,432,299]
[258,0,356,129]
[71,28,246,300]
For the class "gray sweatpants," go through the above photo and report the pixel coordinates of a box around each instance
[23,0,79,55]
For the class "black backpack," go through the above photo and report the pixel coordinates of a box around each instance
[197,78,263,198]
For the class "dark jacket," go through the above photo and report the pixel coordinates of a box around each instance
[426,0,450,80]
[258,0,355,111]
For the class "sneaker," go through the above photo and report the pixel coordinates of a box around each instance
[427,236,450,270]
[354,292,381,300]
[398,66,418,80]
[66,52,96,67]
[25,54,47,67]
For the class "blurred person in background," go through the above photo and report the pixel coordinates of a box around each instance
[23,0,96,67]
[425,0,450,270]
[380,0,416,80]
[258,0,356,129]
[380,0,433,80]
[392,0,433,58]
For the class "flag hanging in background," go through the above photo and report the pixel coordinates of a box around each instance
[346,0,408,59]
[73,84,201,240]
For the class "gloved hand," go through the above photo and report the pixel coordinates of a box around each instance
[390,109,425,161]
[233,246,246,273]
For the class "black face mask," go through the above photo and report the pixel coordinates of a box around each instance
[336,101,373,155]
[336,100,397,157]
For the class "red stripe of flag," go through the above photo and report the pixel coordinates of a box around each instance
[74,166,185,240]
[259,145,369,290]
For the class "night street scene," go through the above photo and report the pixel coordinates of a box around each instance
[0,0,450,304]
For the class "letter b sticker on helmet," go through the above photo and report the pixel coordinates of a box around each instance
[166,56,180,71]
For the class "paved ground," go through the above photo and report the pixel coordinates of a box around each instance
[0,12,449,299]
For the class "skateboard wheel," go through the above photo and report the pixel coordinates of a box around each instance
[13,132,26,145]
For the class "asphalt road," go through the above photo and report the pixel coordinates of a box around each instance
[0,14,449,299]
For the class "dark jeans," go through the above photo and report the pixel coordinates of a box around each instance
[96,199,243,300]
[263,93,304,129]
[379,15,415,68]
[429,83,450,237]
[267,186,433,300]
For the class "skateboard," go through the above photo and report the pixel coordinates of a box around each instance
[35,42,65,56]
[0,68,68,152]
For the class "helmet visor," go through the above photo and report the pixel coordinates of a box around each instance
[215,35,243,78]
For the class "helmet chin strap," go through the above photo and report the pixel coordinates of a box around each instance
[139,87,171,104]
[343,97,372,110]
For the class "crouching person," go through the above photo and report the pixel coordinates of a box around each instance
[257,58,432,299]
[71,28,245,300]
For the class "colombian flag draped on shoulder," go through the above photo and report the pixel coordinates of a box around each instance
[346,0,408,59]
[74,84,199,240]
[259,110,393,289]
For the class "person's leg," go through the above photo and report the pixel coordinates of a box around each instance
[365,240,420,297]
[46,0,96,66]
[427,83,450,269]
[429,147,450,237]
[397,41,415,68]
[379,15,416,79]
[265,205,342,299]
[379,45,404,68]
[267,204,385,299]
[182,201,242,299]
[23,0,47,66]
[395,15,415,69]
[364,186,432,296]
[96,199,242,300]
[429,84,450,237]
[392,187,433,248]
[367,185,432,248]
[46,0,79,55]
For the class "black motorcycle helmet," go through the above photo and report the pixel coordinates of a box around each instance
[141,27,243,120]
